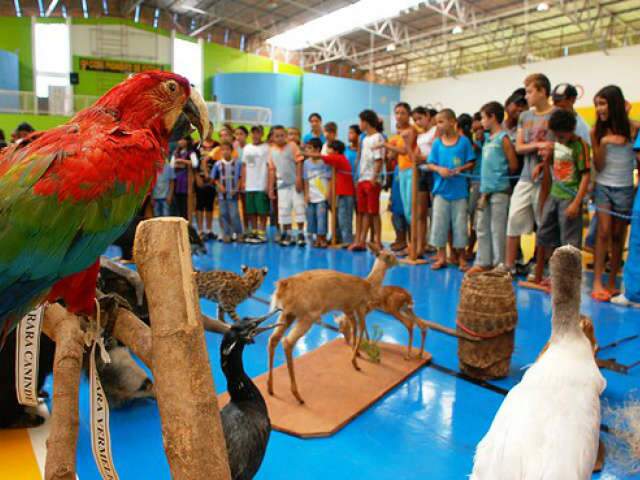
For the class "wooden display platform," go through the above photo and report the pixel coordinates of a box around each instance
[218,340,431,438]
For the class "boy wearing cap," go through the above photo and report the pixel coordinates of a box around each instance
[552,83,591,146]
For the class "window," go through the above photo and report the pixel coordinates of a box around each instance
[34,22,70,98]
[172,37,202,95]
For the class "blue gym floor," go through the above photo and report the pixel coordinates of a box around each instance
[46,239,640,480]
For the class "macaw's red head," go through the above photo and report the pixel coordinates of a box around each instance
[92,71,210,140]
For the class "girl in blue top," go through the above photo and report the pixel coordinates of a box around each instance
[468,102,519,274]
[426,109,476,271]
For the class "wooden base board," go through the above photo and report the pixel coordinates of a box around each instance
[517,280,550,293]
[218,340,431,438]
[327,243,347,250]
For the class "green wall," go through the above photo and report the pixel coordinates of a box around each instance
[0,17,33,92]
[0,113,70,136]
[203,43,304,101]
[72,56,171,97]
[277,62,304,76]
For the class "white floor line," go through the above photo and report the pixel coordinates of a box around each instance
[26,402,50,480]
[27,401,81,480]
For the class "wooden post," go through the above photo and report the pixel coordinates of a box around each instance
[133,218,231,480]
[41,303,85,480]
[400,163,428,265]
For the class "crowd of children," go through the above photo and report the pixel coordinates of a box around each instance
[30,72,631,304]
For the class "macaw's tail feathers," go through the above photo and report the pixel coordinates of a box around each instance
[47,260,101,316]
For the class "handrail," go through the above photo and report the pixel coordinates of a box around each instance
[0,89,273,126]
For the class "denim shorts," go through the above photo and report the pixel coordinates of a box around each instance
[429,195,468,248]
[594,183,634,216]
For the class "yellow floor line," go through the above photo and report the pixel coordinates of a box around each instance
[0,425,42,480]
[0,403,52,480]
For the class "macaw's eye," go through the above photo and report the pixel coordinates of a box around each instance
[167,81,177,92]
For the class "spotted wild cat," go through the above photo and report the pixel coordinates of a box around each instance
[195,265,268,323]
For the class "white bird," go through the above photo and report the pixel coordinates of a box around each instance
[471,245,606,480]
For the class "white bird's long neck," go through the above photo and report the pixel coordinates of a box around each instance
[550,299,582,341]
[549,247,583,341]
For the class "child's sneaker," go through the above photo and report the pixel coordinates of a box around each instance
[206,232,217,241]
[255,231,267,243]
[296,233,306,247]
[279,233,292,246]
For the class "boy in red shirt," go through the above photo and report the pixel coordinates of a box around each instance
[304,139,355,244]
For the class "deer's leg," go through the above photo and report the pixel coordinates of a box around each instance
[405,307,428,359]
[344,311,358,355]
[351,309,367,371]
[282,317,313,404]
[419,327,427,359]
[394,311,414,360]
[267,313,291,396]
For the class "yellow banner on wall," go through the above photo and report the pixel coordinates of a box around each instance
[576,102,640,126]
[78,57,166,74]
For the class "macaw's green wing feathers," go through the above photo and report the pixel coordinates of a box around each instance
[0,120,163,334]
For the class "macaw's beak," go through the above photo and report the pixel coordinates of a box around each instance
[182,88,210,140]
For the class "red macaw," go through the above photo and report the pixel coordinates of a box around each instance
[0,71,209,343]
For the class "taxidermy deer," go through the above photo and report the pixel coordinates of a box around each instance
[335,285,479,360]
[267,243,398,404]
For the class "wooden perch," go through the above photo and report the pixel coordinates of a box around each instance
[41,303,85,480]
[111,307,152,369]
[133,217,231,480]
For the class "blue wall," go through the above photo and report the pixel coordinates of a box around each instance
[213,72,302,127]
[0,49,20,112]
[301,73,401,142]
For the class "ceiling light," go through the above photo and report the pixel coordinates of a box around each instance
[267,0,424,50]
[452,25,463,34]
[386,43,396,52]
[182,5,209,15]
[537,2,550,11]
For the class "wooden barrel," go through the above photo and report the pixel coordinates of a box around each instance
[456,270,518,380]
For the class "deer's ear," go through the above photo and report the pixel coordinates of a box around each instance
[241,264,248,273]
[367,242,380,256]
[262,267,269,276]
